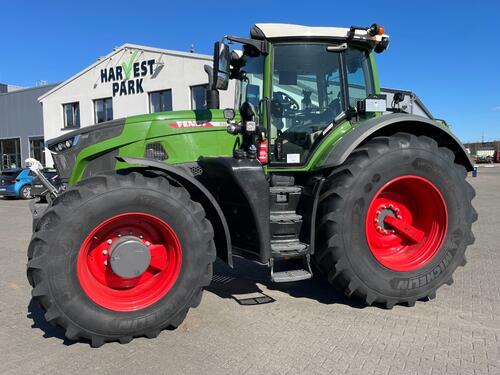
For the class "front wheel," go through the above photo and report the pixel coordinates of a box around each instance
[315,133,477,308]
[27,171,215,346]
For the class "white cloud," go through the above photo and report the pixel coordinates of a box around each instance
[494,106,500,111]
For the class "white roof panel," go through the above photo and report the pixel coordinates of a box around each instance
[254,23,387,42]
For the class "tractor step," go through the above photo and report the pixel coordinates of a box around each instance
[271,239,309,258]
[269,186,302,213]
[270,254,313,283]
[270,213,303,239]
[270,213,302,222]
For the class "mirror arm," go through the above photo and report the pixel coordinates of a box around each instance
[226,35,269,55]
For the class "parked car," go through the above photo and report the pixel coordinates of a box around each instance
[31,168,62,202]
[0,168,34,199]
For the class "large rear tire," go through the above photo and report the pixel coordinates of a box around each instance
[315,133,477,308]
[27,171,215,346]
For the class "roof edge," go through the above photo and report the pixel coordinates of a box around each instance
[0,83,59,98]
[38,44,212,101]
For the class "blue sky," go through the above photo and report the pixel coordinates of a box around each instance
[1,1,498,142]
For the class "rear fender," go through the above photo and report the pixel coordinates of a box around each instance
[117,156,233,267]
[318,114,474,171]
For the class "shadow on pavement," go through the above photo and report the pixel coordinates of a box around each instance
[207,257,366,309]
[27,299,77,346]
[27,257,366,342]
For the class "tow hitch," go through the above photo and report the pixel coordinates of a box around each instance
[25,158,61,227]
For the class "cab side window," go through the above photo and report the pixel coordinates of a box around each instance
[345,48,374,108]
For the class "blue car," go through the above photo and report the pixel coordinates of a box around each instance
[0,168,34,199]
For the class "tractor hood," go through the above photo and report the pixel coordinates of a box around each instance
[47,109,239,184]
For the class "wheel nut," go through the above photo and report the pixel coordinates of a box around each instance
[145,241,151,246]
[389,204,394,209]
[394,207,400,213]
[102,250,108,255]
[107,239,112,245]
[397,215,402,219]
[104,260,108,266]
[374,218,379,223]
[376,210,381,215]
[139,235,144,239]
[381,205,386,209]
[117,233,122,238]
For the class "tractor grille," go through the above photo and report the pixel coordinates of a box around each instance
[189,165,203,177]
[175,163,204,178]
[48,119,125,180]
[145,142,168,161]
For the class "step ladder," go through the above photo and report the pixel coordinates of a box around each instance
[269,185,312,283]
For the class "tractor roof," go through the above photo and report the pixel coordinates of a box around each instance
[251,23,388,44]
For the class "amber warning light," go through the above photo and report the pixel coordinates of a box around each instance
[368,24,385,36]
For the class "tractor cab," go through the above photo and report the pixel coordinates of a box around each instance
[197,24,391,281]
[207,23,389,166]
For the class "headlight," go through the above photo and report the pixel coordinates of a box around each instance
[50,135,81,153]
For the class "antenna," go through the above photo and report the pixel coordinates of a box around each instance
[190,44,195,53]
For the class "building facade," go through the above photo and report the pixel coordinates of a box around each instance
[40,44,235,166]
[0,84,58,170]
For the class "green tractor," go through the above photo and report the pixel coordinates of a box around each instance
[27,23,476,347]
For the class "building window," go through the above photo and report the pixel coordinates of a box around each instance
[29,137,45,166]
[94,98,113,124]
[0,138,21,170]
[149,89,172,113]
[63,102,80,128]
[191,84,208,110]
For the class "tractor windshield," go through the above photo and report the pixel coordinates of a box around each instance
[269,44,374,164]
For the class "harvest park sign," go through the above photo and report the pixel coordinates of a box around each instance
[100,50,156,97]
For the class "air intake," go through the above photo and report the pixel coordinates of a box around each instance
[145,142,168,161]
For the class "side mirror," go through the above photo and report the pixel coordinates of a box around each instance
[213,42,230,90]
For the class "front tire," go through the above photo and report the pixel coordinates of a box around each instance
[27,171,215,346]
[315,133,477,308]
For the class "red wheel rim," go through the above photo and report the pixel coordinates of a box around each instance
[77,213,182,312]
[365,175,448,272]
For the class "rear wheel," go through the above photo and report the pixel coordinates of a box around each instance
[20,185,32,199]
[27,171,215,346]
[315,133,477,308]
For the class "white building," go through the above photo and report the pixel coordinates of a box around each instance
[39,44,235,166]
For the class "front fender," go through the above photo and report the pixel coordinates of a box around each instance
[117,156,233,267]
[317,113,474,171]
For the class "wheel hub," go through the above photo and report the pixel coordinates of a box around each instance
[108,236,151,279]
[373,204,400,234]
[77,212,182,312]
